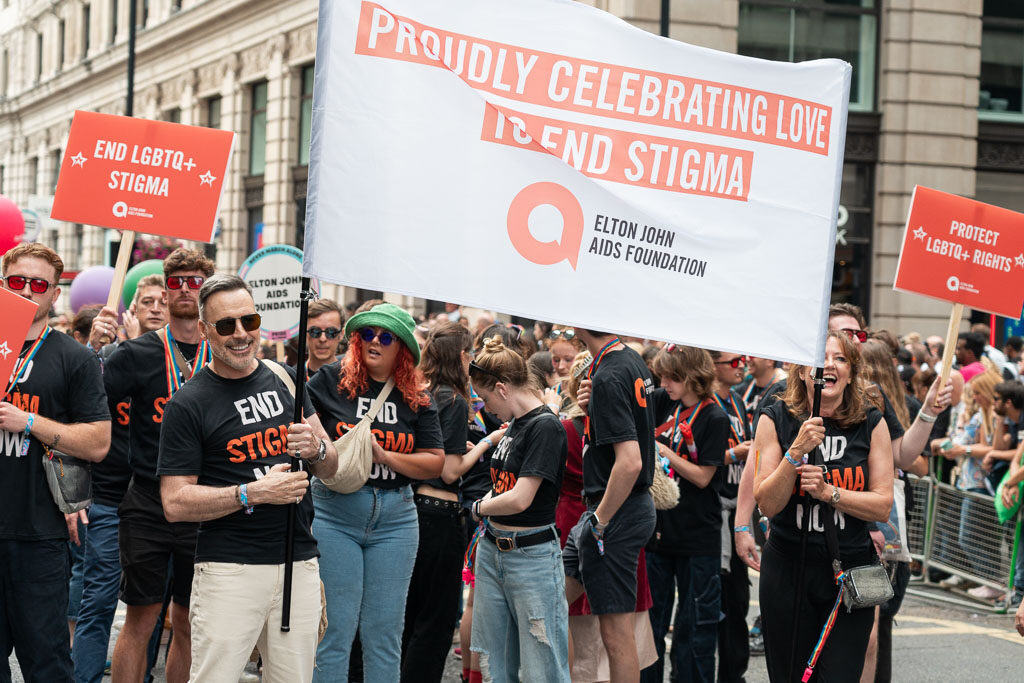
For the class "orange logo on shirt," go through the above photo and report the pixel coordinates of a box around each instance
[634,378,647,407]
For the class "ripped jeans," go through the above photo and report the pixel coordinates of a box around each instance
[470,523,570,682]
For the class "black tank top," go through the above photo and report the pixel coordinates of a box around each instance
[763,400,883,554]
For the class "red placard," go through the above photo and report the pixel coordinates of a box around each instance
[51,111,234,243]
[0,287,40,399]
[894,186,1024,318]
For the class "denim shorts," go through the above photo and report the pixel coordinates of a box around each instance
[563,492,656,615]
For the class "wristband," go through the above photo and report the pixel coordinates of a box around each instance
[239,483,254,515]
[20,413,34,457]
[918,410,937,423]
[473,499,482,518]
[784,450,802,467]
[481,437,493,448]
[728,447,736,463]
[734,525,751,534]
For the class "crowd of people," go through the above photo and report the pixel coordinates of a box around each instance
[3,241,1024,683]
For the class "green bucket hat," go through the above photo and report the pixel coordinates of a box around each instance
[344,303,421,365]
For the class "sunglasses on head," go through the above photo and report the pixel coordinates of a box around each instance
[4,275,53,294]
[308,326,341,339]
[208,313,261,336]
[549,328,577,341]
[166,275,205,290]
[841,328,868,343]
[714,355,747,369]
[469,360,504,382]
[360,328,394,346]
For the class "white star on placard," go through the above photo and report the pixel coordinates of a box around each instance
[1016,253,1024,269]
[912,226,927,241]
[0,341,11,360]
[199,171,216,186]
[70,152,87,167]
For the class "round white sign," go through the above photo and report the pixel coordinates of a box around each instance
[237,244,319,341]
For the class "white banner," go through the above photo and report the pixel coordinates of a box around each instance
[304,0,850,365]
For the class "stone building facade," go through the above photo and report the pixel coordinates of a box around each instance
[1,0,1021,336]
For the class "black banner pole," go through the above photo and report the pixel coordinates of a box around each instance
[282,276,312,632]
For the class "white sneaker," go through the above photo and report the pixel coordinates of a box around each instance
[967,585,1004,600]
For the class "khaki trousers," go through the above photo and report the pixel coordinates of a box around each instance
[189,558,321,683]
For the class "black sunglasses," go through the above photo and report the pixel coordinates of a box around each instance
[209,313,262,336]
[714,356,747,369]
[360,328,394,345]
[166,275,205,290]
[469,360,504,382]
[308,326,341,339]
[4,275,53,294]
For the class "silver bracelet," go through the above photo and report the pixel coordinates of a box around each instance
[918,410,937,424]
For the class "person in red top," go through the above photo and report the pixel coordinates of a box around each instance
[557,351,657,681]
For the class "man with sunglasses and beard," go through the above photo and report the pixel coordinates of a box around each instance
[158,275,337,681]
[304,298,345,376]
[1,244,111,682]
[92,248,215,683]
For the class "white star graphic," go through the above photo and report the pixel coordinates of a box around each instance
[1016,253,1024,269]
[0,341,11,360]
[912,226,926,241]
[199,171,216,186]
[70,152,87,167]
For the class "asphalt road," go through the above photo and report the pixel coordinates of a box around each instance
[10,576,1024,681]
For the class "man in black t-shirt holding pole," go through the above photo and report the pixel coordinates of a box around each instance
[93,248,214,683]
[564,329,657,682]
[1,243,111,682]
[158,275,337,681]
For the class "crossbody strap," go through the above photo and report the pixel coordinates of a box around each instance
[260,359,296,396]
[362,379,396,424]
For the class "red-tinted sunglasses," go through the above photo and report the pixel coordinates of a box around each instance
[166,275,205,290]
[4,275,53,294]
[840,328,868,343]
[714,356,747,369]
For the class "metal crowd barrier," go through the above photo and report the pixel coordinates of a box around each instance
[905,474,1023,597]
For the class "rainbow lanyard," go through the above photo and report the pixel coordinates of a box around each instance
[162,325,211,397]
[671,399,707,462]
[3,327,51,403]
[469,386,487,433]
[802,569,848,682]
[713,392,747,443]
[583,337,622,439]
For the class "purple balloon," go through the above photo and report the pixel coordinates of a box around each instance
[69,265,117,315]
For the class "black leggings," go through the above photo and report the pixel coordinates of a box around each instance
[760,538,875,682]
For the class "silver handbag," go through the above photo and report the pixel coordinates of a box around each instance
[842,563,895,612]
[41,448,92,514]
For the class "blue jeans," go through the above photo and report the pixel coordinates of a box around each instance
[470,524,570,683]
[72,504,121,683]
[67,516,89,621]
[642,552,720,683]
[312,483,418,683]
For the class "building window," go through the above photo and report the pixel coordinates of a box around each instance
[109,0,117,45]
[73,225,84,270]
[165,107,181,123]
[298,65,314,166]
[28,157,39,195]
[57,19,65,71]
[138,0,149,29]
[246,206,264,254]
[980,2,1024,119]
[737,0,878,112]
[1,48,8,96]
[50,149,61,193]
[171,0,182,12]
[249,80,268,176]
[35,32,43,82]
[0,164,5,194]
[83,4,91,56]
[205,96,221,129]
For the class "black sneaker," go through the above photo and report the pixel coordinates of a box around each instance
[995,590,1024,614]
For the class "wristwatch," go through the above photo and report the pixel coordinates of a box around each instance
[830,486,841,504]
[305,438,327,463]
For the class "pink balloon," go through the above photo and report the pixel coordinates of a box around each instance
[0,194,24,256]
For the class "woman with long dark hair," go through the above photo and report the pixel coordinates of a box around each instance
[307,303,445,682]
[754,331,893,682]
[401,321,474,681]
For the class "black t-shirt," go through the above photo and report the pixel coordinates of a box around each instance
[104,330,203,484]
[713,389,750,501]
[91,398,133,507]
[488,405,566,527]
[650,389,730,556]
[876,386,906,441]
[1,331,109,540]
[420,385,469,494]
[762,400,883,554]
[157,362,317,564]
[750,378,787,440]
[582,346,656,498]
[461,406,503,503]
[307,361,444,489]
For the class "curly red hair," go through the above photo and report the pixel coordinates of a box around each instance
[338,332,431,410]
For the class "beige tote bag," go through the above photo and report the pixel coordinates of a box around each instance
[319,378,395,494]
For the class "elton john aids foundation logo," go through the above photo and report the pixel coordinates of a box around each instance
[506,183,584,270]
[946,275,960,292]
[112,201,129,218]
